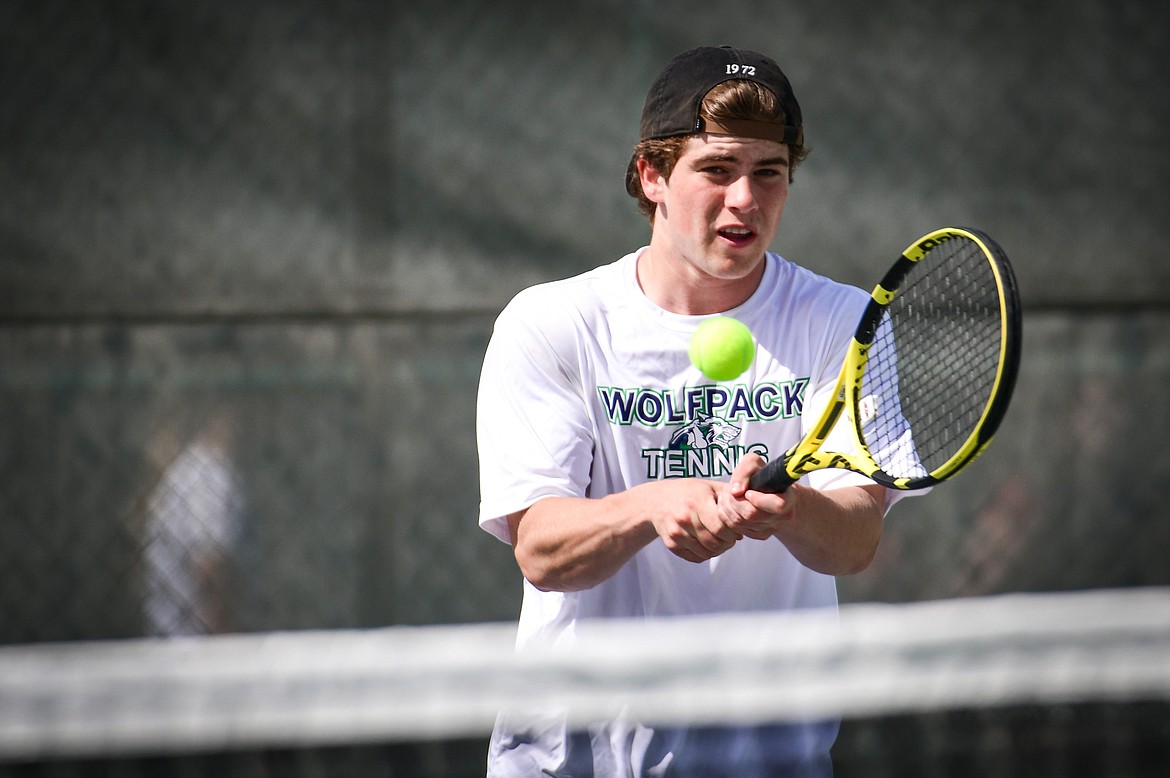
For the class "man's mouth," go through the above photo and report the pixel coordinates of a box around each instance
[718,227,756,246]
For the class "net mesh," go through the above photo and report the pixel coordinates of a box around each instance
[2,588,1167,777]
[865,234,1013,479]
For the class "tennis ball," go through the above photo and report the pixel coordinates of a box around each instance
[688,316,755,381]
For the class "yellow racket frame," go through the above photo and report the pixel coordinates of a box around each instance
[752,227,1021,492]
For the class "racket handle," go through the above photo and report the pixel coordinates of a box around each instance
[748,457,797,493]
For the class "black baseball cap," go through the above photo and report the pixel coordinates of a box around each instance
[626,46,804,195]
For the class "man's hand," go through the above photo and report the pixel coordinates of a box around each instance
[715,453,886,575]
[509,477,744,591]
[716,453,800,540]
[642,478,742,562]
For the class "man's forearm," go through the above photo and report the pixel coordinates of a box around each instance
[507,493,659,593]
[771,483,885,575]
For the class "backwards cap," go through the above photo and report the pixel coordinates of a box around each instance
[626,45,803,195]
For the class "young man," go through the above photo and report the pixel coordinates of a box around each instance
[477,46,908,776]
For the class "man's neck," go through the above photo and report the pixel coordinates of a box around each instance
[635,244,767,316]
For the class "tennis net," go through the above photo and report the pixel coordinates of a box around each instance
[2,587,1168,776]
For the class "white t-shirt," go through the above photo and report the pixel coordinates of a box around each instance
[477,249,888,776]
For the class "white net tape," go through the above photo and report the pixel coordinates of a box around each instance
[2,587,1168,760]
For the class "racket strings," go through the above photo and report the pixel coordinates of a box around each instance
[863,237,1004,478]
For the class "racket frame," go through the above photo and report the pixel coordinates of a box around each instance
[749,226,1022,493]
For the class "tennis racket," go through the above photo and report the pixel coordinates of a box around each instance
[748,226,1022,493]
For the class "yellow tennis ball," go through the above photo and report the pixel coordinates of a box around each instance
[688,316,755,381]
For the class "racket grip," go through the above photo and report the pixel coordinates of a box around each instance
[748,458,797,493]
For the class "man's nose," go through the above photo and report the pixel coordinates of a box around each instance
[725,175,757,210]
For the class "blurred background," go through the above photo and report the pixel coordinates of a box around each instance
[2,0,1168,643]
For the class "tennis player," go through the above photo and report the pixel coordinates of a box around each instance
[477,45,918,777]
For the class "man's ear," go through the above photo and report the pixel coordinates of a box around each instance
[638,158,667,204]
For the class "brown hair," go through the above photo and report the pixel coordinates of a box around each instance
[628,80,809,221]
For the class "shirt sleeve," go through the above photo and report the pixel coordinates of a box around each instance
[476,288,596,543]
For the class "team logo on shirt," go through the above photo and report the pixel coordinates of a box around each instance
[668,414,741,449]
[641,413,763,479]
[596,379,809,479]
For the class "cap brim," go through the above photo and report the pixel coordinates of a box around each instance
[624,154,640,197]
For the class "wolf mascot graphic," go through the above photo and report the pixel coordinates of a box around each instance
[668,414,741,450]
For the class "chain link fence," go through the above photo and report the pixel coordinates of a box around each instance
[0,322,515,643]
[3,0,1170,646]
